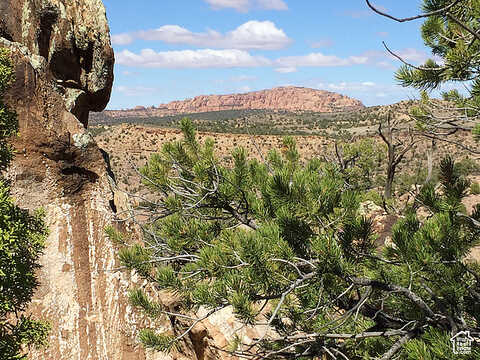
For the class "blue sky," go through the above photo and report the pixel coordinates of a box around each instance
[103,0,440,110]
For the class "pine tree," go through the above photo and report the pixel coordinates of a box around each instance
[367,0,480,152]
[116,119,480,359]
[0,48,50,359]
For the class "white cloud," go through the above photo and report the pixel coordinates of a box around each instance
[111,33,134,46]
[114,44,435,73]
[230,75,257,81]
[204,0,287,12]
[376,61,395,69]
[327,82,349,91]
[310,39,334,48]
[225,21,291,49]
[275,66,297,73]
[313,81,408,105]
[362,48,435,66]
[115,85,158,97]
[343,10,371,18]
[275,52,372,68]
[349,56,369,64]
[256,0,288,10]
[346,48,433,69]
[276,53,348,67]
[112,21,291,50]
[315,81,394,94]
[238,85,252,92]
[371,3,388,13]
[393,48,429,64]
[116,48,271,69]
[205,0,249,11]
[290,78,418,106]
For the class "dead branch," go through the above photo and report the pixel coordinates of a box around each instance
[365,0,464,23]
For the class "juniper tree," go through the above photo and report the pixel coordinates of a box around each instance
[116,118,480,359]
[366,0,480,153]
[0,48,50,359]
[333,137,384,192]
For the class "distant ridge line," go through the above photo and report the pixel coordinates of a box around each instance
[102,86,365,119]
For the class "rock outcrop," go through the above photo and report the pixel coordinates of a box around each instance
[159,86,364,113]
[0,1,255,359]
[0,1,151,359]
[101,86,365,119]
[0,0,114,127]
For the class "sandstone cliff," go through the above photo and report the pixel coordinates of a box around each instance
[0,1,147,359]
[103,86,365,119]
[0,1,256,359]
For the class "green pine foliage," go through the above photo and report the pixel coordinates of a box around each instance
[0,48,50,359]
[392,0,480,137]
[338,138,384,190]
[0,49,16,172]
[399,0,480,90]
[115,119,480,359]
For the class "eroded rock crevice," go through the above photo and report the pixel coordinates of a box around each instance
[37,4,59,59]
[0,23,13,42]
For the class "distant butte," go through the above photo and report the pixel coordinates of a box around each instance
[103,86,365,118]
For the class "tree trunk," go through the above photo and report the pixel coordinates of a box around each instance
[425,140,436,183]
[384,146,395,199]
[385,169,395,199]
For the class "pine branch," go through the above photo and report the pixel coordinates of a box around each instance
[349,277,436,319]
[265,329,412,342]
[383,41,444,72]
[421,132,480,154]
[379,331,416,360]
[446,12,480,43]
[365,0,464,23]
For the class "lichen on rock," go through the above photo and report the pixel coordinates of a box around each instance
[72,132,93,149]
[2,0,114,126]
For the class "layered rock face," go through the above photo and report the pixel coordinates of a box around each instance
[0,1,149,359]
[0,0,114,126]
[102,86,365,119]
[0,2,253,359]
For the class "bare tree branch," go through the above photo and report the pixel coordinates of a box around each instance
[349,277,436,319]
[382,41,443,71]
[379,331,416,360]
[446,12,480,43]
[365,0,464,23]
